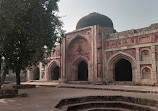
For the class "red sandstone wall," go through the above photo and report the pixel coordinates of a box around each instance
[104,33,158,49]
[45,45,61,80]
[104,32,158,61]
[105,48,136,60]
[51,45,61,57]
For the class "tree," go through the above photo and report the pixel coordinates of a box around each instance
[0,0,64,85]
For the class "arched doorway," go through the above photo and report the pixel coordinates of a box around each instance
[48,61,60,81]
[33,67,40,80]
[52,66,59,80]
[78,61,88,81]
[114,59,132,81]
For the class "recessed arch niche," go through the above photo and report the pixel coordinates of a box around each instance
[141,67,151,79]
[140,49,150,61]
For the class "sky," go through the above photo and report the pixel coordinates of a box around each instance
[58,0,158,33]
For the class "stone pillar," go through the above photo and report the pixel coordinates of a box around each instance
[26,69,30,81]
[90,26,94,81]
[39,62,42,81]
[102,34,110,82]
[93,26,98,81]
[151,45,157,83]
[61,37,66,81]
[26,68,33,81]
[156,46,158,81]
[97,32,103,79]
[45,65,49,81]
[136,47,140,83]
[96,26,103,81]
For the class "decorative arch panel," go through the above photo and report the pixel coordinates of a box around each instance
[67,36,91,62]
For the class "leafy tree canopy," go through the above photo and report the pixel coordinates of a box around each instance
[0,0,64,84]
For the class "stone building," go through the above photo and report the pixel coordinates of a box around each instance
[27,12,158,85]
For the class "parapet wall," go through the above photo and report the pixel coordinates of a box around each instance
[108,23,158,40]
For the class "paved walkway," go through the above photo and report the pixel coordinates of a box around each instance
[22,81,158,94]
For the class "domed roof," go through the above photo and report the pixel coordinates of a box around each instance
[76,12,113,29]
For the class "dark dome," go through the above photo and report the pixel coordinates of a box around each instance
[76,12,113,29]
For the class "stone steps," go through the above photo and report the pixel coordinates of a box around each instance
[66,81,91,85]
[80,107,131,111]
[59,85,158,94]
[110,81,134,85]
[55,96,158,108]
[55,96,158,111]
[66,101,157,111]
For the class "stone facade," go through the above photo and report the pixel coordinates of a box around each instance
[27,13,158,85]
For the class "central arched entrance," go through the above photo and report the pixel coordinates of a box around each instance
[114,59,132,81]
[51,66,60,80]
[78,61,88,81]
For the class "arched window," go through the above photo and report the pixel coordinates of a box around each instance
[142,67,151,79]
[141,50,150,61]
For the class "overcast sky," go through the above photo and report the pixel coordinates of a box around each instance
[58,0,158,32]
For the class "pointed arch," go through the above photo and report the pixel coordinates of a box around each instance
[73,56,88,66]
[71,56,89,81]
[106,51,136,82]
[140,49,151,61]
[67,35,90,47]
[48,60,60,69]
[107,52,136,68]
[48,61,60,80]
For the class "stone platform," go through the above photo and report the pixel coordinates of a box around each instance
[23,81,158,94]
